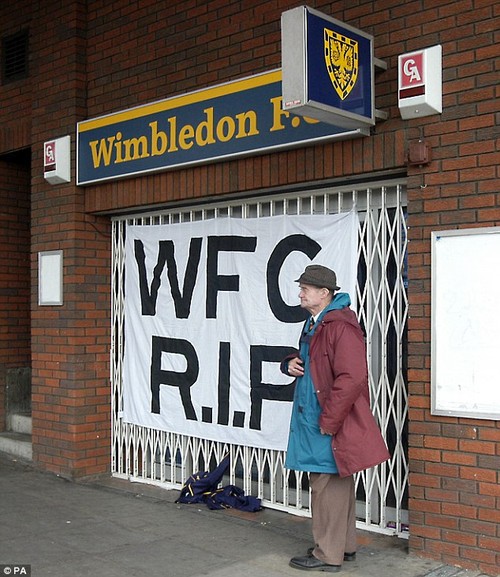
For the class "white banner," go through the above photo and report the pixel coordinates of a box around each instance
[122,211,359,451]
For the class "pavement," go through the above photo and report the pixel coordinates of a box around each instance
[0,451,483,577]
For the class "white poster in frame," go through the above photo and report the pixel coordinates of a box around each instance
[38,250,63,306]
[431,227,500,419]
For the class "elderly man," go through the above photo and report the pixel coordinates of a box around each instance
[282,264,389,572]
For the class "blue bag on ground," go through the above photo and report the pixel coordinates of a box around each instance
[175,455,262,512]
[204,484,262,511]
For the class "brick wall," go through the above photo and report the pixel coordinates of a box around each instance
[83,0,408,213]
[404,2,499,574]
[0,1,31,156]
[27,1,112,479]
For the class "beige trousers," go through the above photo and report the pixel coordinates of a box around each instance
[309,473,357,565]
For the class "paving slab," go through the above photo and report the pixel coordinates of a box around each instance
[0,452,481,577]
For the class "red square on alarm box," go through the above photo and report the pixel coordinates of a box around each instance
[399,52,424,90]
[44,141,56,170]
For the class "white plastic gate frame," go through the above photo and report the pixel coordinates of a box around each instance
[111,179,409,537]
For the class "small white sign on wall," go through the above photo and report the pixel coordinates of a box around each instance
[39,250,63,305]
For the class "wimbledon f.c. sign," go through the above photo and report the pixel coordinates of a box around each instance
[281,6,376,129]
[76,70,368,186]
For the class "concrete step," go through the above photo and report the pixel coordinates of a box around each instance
[7,413,32,435]
[0,431,32,461]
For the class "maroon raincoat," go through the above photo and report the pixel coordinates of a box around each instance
[284,307,390,477]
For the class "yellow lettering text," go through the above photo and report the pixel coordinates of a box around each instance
[216,116,235,142]
[120,136,149,162]
[178,124,194,150]
[114,132,124,163]
[235,110,259,138]
[89,136,115,168]
[195,108,216,146]
[269,96,289,132]
[150,121,168,155]
[168,117,178,152]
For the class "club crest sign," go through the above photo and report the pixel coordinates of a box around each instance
[324,29,359,101]
[282,6,377,130]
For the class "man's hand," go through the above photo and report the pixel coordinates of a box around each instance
[288,357,305,377]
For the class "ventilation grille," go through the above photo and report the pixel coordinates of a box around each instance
[2,30,29,83]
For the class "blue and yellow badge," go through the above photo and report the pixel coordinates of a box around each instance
[281,6,375,129]
[305,9,372,120]
[324,28,359,101]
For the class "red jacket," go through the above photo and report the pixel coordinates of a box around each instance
[285,307,390,477]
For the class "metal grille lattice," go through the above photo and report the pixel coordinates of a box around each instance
[111,180,408,536]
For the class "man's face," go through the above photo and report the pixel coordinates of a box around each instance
[298,284,330,315]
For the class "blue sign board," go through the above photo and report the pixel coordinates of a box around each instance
[77,70,367,185]
[281,6,375,129]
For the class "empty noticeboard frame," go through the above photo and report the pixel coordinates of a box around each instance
[38,250,63,306]
[431,227,500,420]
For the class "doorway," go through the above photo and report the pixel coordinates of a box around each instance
[0,148,31,450]
[111,179,409,535]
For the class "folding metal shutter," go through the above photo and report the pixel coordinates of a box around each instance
[111,180,408,536]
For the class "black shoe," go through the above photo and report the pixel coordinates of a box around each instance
[290,555,341,572]
[306,548,356,562]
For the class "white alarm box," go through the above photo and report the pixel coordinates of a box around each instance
[398,45,442,119]
[44,135,71,184]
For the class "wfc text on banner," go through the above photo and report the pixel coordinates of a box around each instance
[122,211,359,451]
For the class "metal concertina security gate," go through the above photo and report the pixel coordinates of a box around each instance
[111,179,409,537]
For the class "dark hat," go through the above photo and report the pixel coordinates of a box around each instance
[295,265,340,291]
